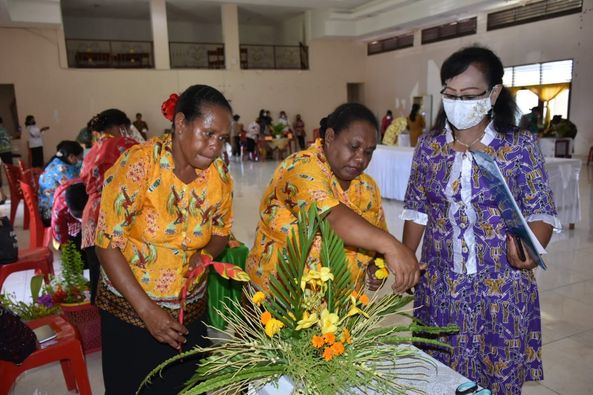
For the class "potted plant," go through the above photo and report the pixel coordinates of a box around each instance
[0,275,60,321]
[46,241,89,305]
[270,123,286,139]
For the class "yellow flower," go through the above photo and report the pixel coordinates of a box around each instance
[375,268,389,280]
[375,257,386,269]
[260,311,272,325]
[312,335,325,348]
[264,318,284,337]
[319,309,339,334]
[296,311,318,330]
[288,312,296,321]
[251,291,266,306]
[346,305,369,319]
[301,265,334,290]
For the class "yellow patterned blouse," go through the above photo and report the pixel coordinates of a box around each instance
[246,139,387,291]
[95,134,233,309]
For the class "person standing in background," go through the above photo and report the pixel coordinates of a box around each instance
[0,117,12,203]
[133,113,149,140]
[25,115,49,167]
[380,110,393,137]
[230,114,243,157]
[407,104,426,146]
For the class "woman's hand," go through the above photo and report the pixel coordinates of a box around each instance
[506,234,538,270]
[384,244,423,294]
[139,303,189,350]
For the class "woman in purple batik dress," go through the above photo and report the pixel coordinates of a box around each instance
[402,46,560,395]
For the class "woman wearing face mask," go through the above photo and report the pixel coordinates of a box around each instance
[94,85,233,394]
[80,109,139,305]
[246,103,421,294]
[402,46,558,394]
[37,140,83,225]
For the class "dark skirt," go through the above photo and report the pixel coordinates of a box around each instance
[30,146,44,167]
[101,309,210,395]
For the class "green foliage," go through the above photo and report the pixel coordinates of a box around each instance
[270,123,286,138]
[0,293,59,321]
[60,241,87,291]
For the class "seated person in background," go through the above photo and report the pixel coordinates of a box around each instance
[246,103,421,294]
[38,140,83,225]
[51,180,88,263]
[543,115,577,139]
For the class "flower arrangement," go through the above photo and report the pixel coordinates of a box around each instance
[46,241,89,305]
[382,116,408,145]
[141,205,457,394]
[0,275,60,320]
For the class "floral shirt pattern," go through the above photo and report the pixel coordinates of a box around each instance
[246,139,387,292]
[0,126,11,153]
[51,178,82,246]
[80,133,138,249]
[95,134,234,308]
[38,157,81,221]
[402,123,559,394]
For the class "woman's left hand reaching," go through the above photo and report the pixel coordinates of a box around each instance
[506,234,538,270]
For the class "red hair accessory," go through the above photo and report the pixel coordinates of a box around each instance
[161,93,179,122]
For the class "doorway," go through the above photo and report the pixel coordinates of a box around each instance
[347,83,365,103]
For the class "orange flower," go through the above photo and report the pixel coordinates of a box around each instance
[323,332,336,345]
[323,346,334,361]
[341,328,352,345]
[260,311,272,325]
[359,294,369,305]
[351,290,359,299]
[312,335,325,349]
[331,341,345,356]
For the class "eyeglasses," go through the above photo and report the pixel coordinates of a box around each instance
[440,87,491,101]
[197,130,229,144]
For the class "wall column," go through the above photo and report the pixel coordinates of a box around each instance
[221,4,240,71]
[150,0,170,69]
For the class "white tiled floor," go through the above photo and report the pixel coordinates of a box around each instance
[2,157,593,394]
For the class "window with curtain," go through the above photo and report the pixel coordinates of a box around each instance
[503,59,573,124]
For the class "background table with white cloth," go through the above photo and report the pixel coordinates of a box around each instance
[543,157,581,228]
[365,145,415,201]
[366,145,581,228]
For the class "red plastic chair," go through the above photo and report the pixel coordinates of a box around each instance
[1,163,29,229]
[21,167,43,195]
[0,315,92,395]
[0,181,54,292]
[19,180,50,250]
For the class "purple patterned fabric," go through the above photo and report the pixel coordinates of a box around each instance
[403,123,558,395]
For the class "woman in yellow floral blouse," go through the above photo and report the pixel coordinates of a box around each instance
[94,85,233,394]
[246,103,421,295]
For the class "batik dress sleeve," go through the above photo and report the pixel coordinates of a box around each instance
[402,137,429,225]
[95,145,152,250]
[514,132,561,230]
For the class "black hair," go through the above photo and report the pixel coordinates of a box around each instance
[409,103,421,122]
[45,140,83,169]
[136,113,142,118]
[173,85,232,131]
[318,117,328,139]
[323,103,379,139]
[88,109,130,132]
[65,183,88,216]
[233,114,240,121]
[25,115,35,126]
[0,117,3,123]
[433,45,519,134]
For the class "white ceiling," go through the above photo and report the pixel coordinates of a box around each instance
[2,0,526,40]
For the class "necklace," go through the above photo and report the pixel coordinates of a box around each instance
[455,132,484,150]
